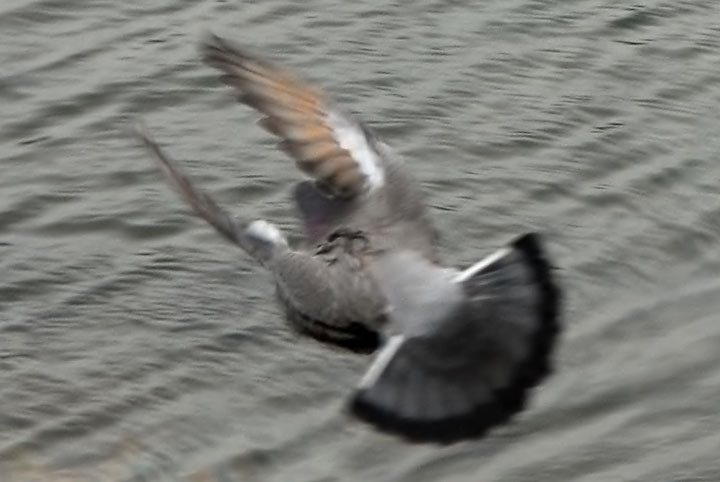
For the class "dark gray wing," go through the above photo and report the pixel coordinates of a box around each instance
[136,127,384,352]
[135,127,288,265]
[351,233,561,444]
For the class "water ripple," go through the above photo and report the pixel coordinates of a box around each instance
[2,0,720,480]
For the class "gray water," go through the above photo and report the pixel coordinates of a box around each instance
[2,1,720,481]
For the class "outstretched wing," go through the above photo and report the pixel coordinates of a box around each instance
[136,126,384,352]
[135,126,288,265]
[201,34,385,198]
[351,233,561,444]
[201,35,438,251]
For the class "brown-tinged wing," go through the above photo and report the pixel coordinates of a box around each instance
[201,34,386,198]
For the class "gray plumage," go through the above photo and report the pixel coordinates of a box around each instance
[135,34,562,444]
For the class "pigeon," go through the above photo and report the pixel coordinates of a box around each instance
[135,34,561,444]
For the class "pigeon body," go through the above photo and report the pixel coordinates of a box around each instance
[136,34,561,444]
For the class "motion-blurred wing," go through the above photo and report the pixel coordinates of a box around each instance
[136,127,382,352]
[135,127,287,265]
[202,34,385,199]
[351,233,561,444]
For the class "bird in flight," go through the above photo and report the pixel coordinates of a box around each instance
[135,34,561,444]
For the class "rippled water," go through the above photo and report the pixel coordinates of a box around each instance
[2,0,720,480]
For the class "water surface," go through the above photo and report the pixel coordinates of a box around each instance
[2,1,720,480]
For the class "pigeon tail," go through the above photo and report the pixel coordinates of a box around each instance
[350,233,560,444]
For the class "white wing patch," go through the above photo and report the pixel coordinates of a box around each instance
[327,110,385,190]
[247,220,287,246]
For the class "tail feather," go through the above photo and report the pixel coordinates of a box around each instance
[352,337,519,443]
[350,233,561,444]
